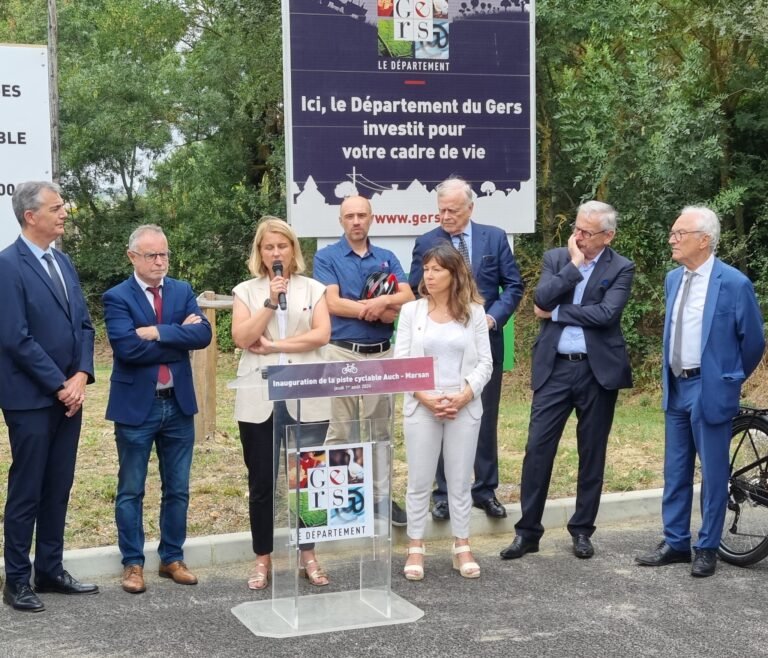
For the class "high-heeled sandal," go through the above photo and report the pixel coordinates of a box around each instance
[299,558,329,587]
[247,560,270,590]
[404,545,425,581]
[452,544,480,579]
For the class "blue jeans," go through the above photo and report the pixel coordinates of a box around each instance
[114,396,195,566]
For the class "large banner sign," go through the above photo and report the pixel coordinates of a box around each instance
[0,44,52,250]
[282,0,535,237]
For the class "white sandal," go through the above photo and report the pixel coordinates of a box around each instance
[404,545,425,581]
[452,544,480,579]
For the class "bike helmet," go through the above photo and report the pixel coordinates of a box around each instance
[360,271,398,299]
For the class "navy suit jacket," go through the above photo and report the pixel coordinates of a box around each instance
[532,246,635,392]
[103,276,212,426]
[409,221,524,362]
[662,258,765,425]
[0,237,94,410]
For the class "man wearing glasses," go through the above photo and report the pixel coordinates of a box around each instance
[103,225,211,594]
[636,207,764,577]
[501,200,634,561]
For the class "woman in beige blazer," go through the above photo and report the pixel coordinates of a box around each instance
[232,217,331,590]
[394,242,492,580]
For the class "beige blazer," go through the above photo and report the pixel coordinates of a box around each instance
[394,298,493,419]
[233,274,330,423]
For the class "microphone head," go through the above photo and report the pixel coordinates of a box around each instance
[272,260,284,276]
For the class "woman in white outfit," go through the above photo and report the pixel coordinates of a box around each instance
[232,217,331,590]
[394,242,492,579]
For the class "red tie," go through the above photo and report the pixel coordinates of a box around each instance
[148,287,171,385]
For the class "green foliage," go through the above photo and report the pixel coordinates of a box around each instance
[4,0,768,385]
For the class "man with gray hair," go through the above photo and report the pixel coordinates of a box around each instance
[103,225,211,593]
[636,206,764,577]
[501,200,635,560]
[0,181,97,612]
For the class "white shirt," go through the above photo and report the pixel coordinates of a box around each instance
[133,273,174,388]
[668,254,714,369]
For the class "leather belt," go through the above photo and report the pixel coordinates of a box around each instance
[556,353,587,362]
[154,388,174,399]
[330,339,391,354]
[678,367,701,379]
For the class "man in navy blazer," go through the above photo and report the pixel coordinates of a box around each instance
[0,181,97,612]
[636,207,764,577]
[409,177,524,519]
[501,201,634,561]
[103,224,211,594]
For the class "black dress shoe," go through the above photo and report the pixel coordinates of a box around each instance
[474,496,507,519]
[431,500,450,521]
[500,535,539,560]
[691,548,717,578]
[635,541,691,566]
[3,582,45,612]
[572,534,594,559]
[34,570,99,595]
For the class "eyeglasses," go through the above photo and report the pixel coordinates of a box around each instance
[668,230,704,242]
[571,224,608,239]
[131,250,171,262]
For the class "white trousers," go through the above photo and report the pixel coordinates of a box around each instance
[404,404,481,539]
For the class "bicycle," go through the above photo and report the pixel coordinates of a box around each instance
[719,406,768,566]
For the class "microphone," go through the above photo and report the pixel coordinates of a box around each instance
[272,260,287,310]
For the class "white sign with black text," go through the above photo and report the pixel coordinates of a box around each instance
[0,44,52,250]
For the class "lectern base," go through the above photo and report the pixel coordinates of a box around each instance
[231,590,424,638]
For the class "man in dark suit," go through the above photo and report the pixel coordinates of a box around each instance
[103,225,211,594]
[501,201,634,560]
[409,177,524,519]
[636,207,764,577]
[0,181,98,612]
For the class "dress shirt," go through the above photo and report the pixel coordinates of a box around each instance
[20,234,68,299]
[668,254,713,370]
[133,273,174,388]
[553,249,604,354]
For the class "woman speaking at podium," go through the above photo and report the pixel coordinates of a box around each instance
[394,242,492,580]
[232,217,331,590]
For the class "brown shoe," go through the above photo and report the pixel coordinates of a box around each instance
[121,565,146,594]
[158,560,198,585]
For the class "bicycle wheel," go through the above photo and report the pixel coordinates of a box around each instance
[719,412,768,566]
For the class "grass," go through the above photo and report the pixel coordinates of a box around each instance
[5,347,766,550]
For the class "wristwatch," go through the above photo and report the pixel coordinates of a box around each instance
[263,298,279,310]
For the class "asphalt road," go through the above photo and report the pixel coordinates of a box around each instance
[2,519,767,658]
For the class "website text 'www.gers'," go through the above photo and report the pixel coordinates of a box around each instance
[373,213,441,226]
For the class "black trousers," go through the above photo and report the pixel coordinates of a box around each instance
[515,358,618,541]
[238,402,328,555]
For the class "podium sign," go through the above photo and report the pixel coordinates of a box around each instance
[288,442,375,544]
[266,355,434,400]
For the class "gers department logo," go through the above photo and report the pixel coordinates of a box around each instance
[378,0,449,61]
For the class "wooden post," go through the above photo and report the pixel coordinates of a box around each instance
[193,291,218,440]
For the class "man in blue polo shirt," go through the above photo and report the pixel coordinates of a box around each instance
[313,195,414,525]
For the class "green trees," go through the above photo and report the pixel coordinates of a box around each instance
[530,0,768,378]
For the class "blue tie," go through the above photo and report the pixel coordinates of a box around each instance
[43,253,69,313]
